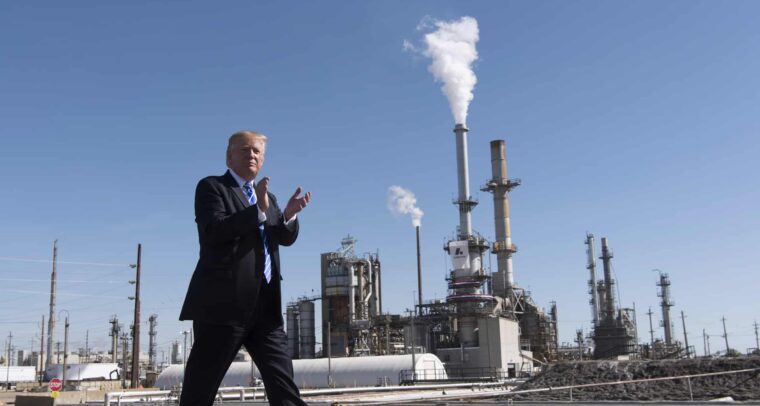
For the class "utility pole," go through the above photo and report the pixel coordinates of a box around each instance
[62,316,69,390]
[148,315,157,372]
[721,316,730,355]
[84,330,89,364]
[754,321,759,352]
[130,243,142,389]
[39,316,45,383]
[681,311,690,358]
[46,240,57,369]
[5,332,12,390]
[706,332,711,356]
[646,307,655,358]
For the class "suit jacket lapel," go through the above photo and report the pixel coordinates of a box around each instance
[224,170,251,209]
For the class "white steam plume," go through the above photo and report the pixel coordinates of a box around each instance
[420,16,479,125]
[387,185,424,227]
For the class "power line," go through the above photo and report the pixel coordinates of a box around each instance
[0,289,124,299]
[0,278,125,284]
[0,256,132,267]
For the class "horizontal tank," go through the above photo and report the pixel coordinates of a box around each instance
[155,354,447,389]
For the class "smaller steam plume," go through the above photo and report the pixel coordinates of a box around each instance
[387,185,424,227]
[410,16,480,125]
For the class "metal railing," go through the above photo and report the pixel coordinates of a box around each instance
[399,367,508,384]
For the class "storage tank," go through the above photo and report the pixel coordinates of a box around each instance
[155,353,447,389]
[286,305,299,359]
[299,300,315,359]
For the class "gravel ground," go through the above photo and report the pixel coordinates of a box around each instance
[510,356,760,401]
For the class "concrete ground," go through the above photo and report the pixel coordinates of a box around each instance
[0,392,15,405]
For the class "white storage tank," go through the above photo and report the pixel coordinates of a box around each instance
[155,353,446,389]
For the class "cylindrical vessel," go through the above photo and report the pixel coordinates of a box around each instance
[600,237,616,321]
[586,233,600,327]
[286,306,300,359]
[299,300,316,359]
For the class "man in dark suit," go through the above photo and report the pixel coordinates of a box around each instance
[179,130,311,406]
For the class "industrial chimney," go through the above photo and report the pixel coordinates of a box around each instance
[453,124,476,238]
[445,124,492,347]
[481,140,520,297]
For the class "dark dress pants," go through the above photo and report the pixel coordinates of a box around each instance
[179,281,306,406]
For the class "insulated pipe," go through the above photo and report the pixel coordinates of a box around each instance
[375,259,382,316]
[349,265,356,324]
[454,124,472,238]
[360,259,373,319]
[358,262,365,319]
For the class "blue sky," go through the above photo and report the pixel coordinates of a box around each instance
[1,1,759,360]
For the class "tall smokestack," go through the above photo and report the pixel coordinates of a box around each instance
[416,225,423,314]
[453,124,476,238]
[600,237,616,322]
[481,140,519,296]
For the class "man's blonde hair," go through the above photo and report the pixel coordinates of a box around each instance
[226,130,267,157]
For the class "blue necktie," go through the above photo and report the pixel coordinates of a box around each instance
[243,182,272,283]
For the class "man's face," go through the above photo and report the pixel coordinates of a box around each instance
[227,135,266,181]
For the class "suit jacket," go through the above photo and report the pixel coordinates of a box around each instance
[179,170,298,326]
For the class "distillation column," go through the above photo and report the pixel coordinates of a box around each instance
[657,272,674,346]
[586,233,600,327]
[600,237,616,322]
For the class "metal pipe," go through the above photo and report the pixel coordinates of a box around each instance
[360,259,373,319]
[358,262,366,319]
[349,265,356,323]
